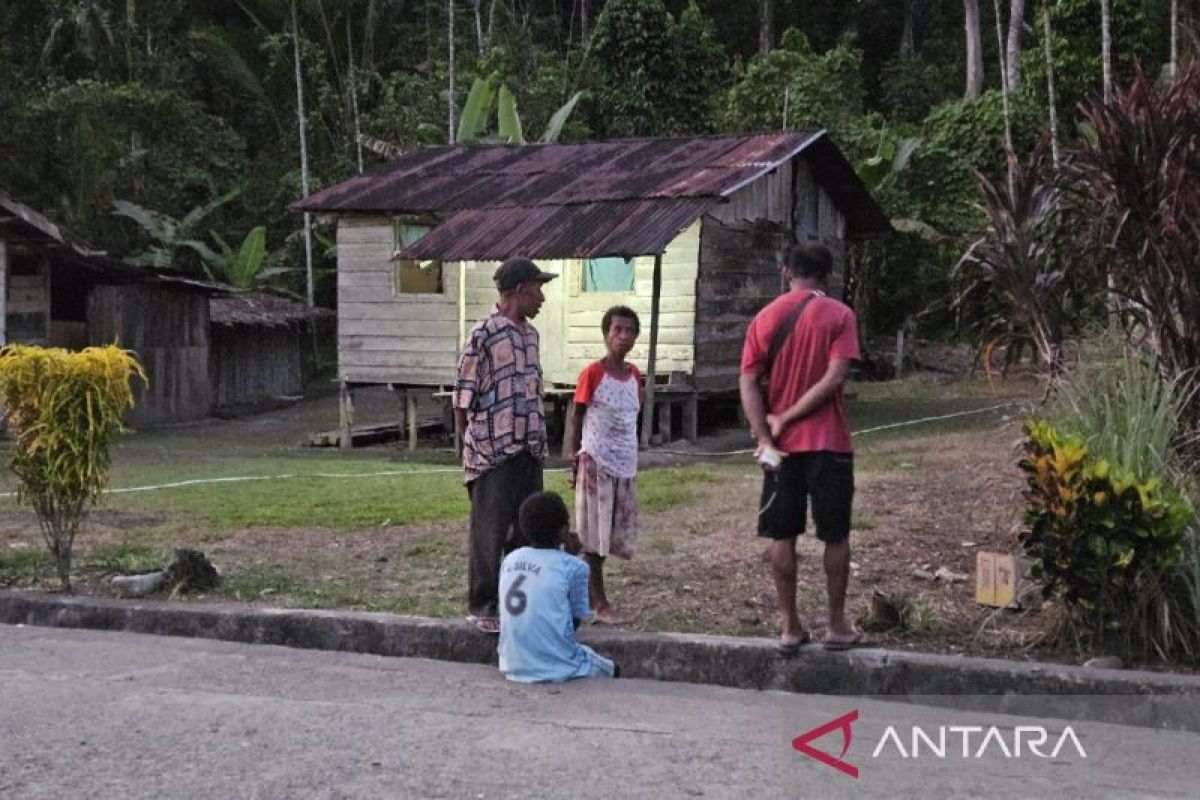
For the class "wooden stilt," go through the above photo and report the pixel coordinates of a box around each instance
[338,381,354,449]
[683,393,699,443]
[655,399,671,446]
[406,389,418,452]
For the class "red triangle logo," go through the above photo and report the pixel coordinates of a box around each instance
[792,710,860,779]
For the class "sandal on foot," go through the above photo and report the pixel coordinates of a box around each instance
[466,614,500,635]
[822,631,869,651]
[777,630,811,656]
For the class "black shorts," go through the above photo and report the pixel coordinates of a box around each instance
[757,451,854,543]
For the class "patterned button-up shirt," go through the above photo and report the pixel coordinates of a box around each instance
[454,308,547,482]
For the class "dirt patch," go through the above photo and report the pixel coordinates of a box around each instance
[597,418,1058,663]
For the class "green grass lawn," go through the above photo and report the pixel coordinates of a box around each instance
[0,372,1029,534]
[0,455,720,532]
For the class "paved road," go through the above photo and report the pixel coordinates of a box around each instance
[1,624,1196,799]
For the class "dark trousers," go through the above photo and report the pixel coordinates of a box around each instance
[466,451,544,617]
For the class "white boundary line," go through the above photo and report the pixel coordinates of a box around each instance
[0,401,1021,498]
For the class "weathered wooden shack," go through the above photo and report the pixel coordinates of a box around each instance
[209,291,328,413]
[0,188,223,426]
[293,132,889,446]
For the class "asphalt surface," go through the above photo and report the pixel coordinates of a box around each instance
[1,624,1196,799]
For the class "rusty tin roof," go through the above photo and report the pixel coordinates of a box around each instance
[292,132,889,259]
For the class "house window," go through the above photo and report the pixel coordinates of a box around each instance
[392,221,443,295]
[582,256,635,293]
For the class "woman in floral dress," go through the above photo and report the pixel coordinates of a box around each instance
[567,306,642,625]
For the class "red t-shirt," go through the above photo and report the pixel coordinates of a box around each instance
[740,291,860,454]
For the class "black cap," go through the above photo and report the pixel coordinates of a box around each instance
[493,257,557,291]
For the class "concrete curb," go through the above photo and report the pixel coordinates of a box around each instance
[3,590,1199,731]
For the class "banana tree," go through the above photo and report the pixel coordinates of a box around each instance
[112,190,239,270]
[456,75,582,144]
[208,226,294,290]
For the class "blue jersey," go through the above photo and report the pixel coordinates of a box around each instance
[498,546,602,683]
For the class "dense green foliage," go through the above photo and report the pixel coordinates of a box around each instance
[0,0,1184,317]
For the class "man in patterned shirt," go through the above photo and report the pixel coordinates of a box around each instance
[454,257,557,634]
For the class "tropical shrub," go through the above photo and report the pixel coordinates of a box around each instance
[955,140,1075,373]
[0,345,146,590]
[1064,64,1200,440]
[1020,344,1199,660]
[1020,421,1194,659]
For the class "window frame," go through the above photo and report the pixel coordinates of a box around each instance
[391,217,445,297]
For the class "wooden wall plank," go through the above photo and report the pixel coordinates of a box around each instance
[339,335,459,352]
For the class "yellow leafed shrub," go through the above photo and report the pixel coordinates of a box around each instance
[0,344,146,589]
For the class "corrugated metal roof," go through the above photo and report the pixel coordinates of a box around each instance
[401,198,717,261]
[294,132,822,213]
[291,131,890,259]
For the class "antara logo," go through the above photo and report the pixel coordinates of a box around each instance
[792,710,860,779]
[793,711,1087,780]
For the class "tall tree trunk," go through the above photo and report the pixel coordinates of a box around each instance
[580,0,588,43]
[900,0,916,53]
[759,0,774,54]
[448,0,457,142]
[1101,0,1112,103]
[964,0,985,98]
[1006,0,1025,91]
[124,0,135,80]
[291,0,314,308]
[993,0,1016,193]
[362,0,377,71]
[347,20,363,173]
[1042,1,1060,167]
[487,0,499,47]
[472,0,485,56]
[1170,0,1178,79]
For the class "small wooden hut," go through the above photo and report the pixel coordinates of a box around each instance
[293,132,889,447]
[209,291,329,413]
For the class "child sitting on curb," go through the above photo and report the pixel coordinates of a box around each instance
[498,492,621,683]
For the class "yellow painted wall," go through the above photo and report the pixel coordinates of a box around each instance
[336,217,701,387]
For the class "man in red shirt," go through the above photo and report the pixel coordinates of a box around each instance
[739,242,863,654]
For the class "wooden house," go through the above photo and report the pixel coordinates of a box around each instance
[0,188,223,425]
[0,189,323,426]
[292,132,889,447]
